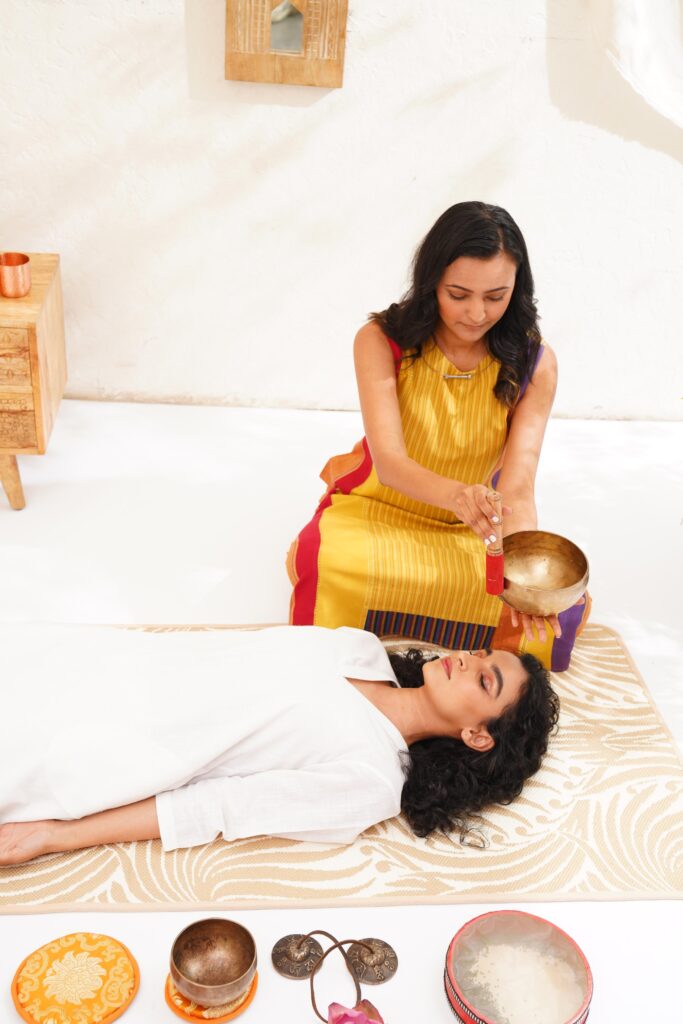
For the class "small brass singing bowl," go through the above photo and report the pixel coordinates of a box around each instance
[170,918,257,1007]
[501,530,589,618]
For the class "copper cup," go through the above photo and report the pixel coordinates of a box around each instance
[0,253,31,298]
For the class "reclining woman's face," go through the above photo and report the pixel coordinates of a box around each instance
[421,648,527,751]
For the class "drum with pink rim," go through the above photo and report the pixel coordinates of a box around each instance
[444,910,593,1024]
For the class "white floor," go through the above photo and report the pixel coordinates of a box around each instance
[1,400,682,1020]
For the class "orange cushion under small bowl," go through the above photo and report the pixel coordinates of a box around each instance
[165,972,258,1022]
[11,932,140,1024]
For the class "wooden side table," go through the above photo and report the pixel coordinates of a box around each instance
[0,254,67,509]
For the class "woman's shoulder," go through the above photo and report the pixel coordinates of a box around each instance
[334,627,396,678]
[537,339,556,364]
[518,338,557,384]
[511,340,557,411]
[354,321,403,366]
[355,320,391,347]
[532,340,557,385]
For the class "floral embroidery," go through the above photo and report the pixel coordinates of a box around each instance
[43,951,106,1005]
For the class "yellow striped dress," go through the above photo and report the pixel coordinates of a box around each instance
[287,336,588,670]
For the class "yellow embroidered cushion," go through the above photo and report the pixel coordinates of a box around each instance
[11,932,139,1024]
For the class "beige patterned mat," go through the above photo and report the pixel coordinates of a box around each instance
[2,623,682,913]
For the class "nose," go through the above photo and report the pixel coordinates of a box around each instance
[465,303,486,325]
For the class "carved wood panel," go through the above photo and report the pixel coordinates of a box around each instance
[0,411,37,450]
[0,328,28,352]
[0,354,31,387]
[0,327,31,387]
[0,392,33,412]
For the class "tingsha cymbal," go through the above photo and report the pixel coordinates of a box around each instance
[346,938,398,984]
[271,934,324,979]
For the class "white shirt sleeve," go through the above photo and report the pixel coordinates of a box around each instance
[155,760,402,851]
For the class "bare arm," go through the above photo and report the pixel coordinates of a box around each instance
[0,797,160,865]
[496,344,558,538]
[354,323,500,541]
[494,345,577,641]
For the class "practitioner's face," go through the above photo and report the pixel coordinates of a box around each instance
[422,648,527,751]
[435,252,516,346]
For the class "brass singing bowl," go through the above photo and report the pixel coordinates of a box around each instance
[170,918,257,1007]
[501,530,589,618]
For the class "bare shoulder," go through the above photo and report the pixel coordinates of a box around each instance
[508,341,557,426]
[529,341,557,395]
[353,321,396,378]
[354,320,390,351]
[536,341,558,376]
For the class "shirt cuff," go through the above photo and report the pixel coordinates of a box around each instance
[155,785,222,852]
[155,791,180,851]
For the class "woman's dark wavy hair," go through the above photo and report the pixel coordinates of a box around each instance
[390,648,559,838]
[370,201,541,407]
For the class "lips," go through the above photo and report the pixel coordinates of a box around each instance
[442,656,452,679]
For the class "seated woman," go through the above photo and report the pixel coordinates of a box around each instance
[0,622,558,865]
[287,201,588,671]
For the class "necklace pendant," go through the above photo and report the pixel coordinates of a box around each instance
[442,373,472,380]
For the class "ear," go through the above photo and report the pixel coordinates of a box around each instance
[461,725,494,752]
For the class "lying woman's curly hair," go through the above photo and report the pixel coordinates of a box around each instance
[389,648,560,838]
[370,201,542,408]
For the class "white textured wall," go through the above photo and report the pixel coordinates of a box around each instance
[1,0,681,418]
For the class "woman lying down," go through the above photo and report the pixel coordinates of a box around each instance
[0,623,559,866]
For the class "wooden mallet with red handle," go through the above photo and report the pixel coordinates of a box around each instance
[485,491,504,596]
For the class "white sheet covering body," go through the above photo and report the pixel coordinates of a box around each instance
[0,624,407,849]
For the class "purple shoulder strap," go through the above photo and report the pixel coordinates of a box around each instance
[493,342,546,488]
[518,342,544,402]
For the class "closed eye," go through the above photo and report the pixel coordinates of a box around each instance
[447,294,505,303]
